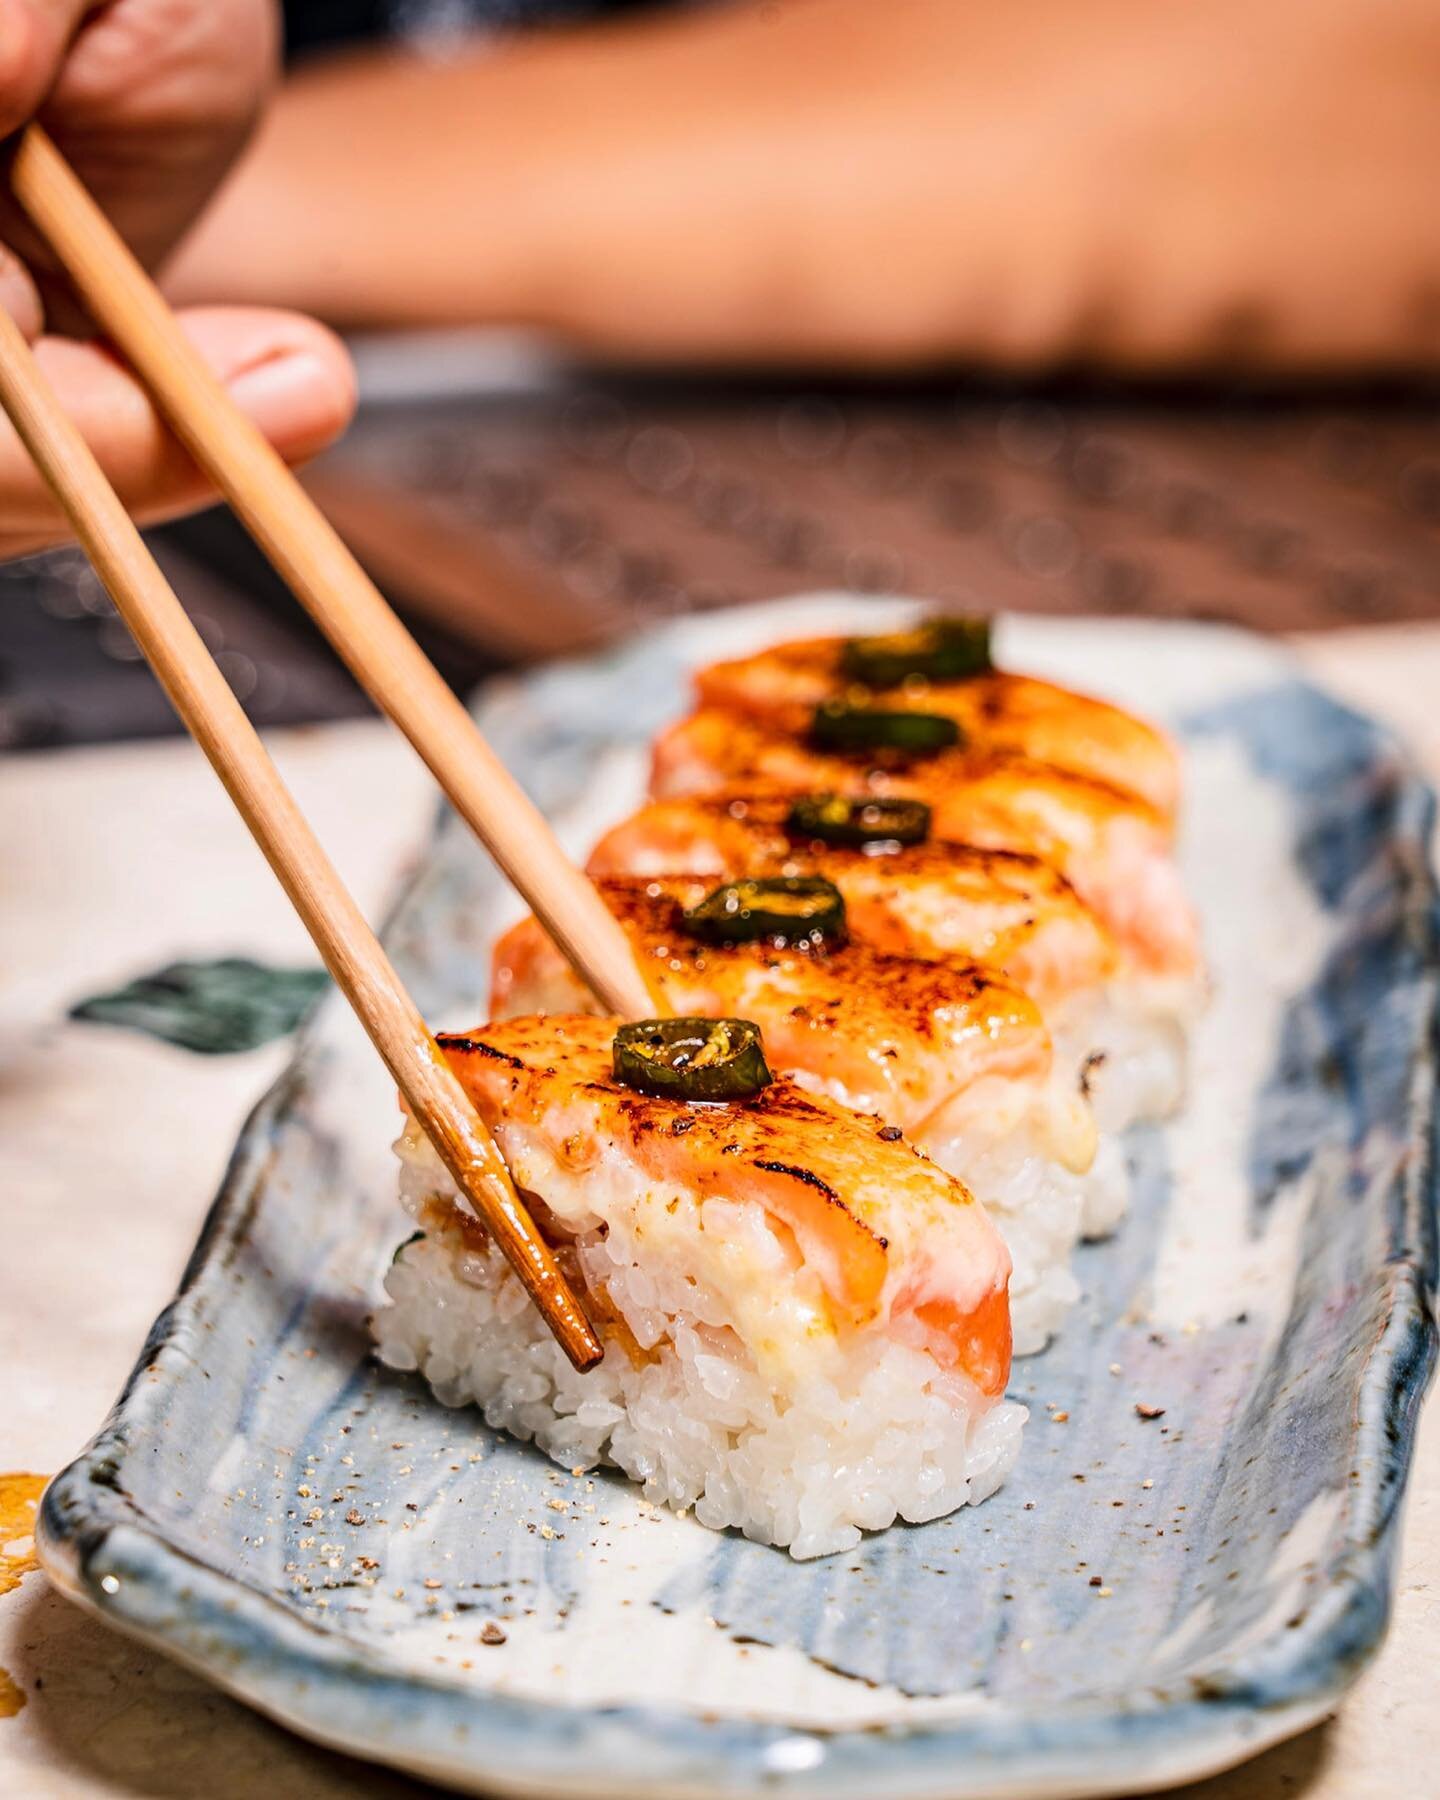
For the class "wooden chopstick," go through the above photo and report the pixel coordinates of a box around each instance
[9,125,653,1022]
[0,301,602,1373]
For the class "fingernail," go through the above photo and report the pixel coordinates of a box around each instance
[226,351,342,452]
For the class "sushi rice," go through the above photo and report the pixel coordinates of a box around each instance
[377,1111,1025,1561]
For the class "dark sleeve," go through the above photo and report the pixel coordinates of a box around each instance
[282,0,390,60]
[281,0,674,63]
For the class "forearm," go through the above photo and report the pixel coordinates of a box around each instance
[163,3,1021,359]
[160,11,816,347]
[164,43,553,332]
[164,0,1440,374]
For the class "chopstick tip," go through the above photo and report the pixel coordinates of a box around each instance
[567,1333,606,1375]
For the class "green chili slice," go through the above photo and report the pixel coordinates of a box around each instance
[613,1016,772,1101]
[786,793,932,849]
[810,700,960,756]
[839,616,993,689]
[682,875,847,948]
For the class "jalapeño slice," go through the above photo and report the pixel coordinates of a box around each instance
[811,700,960,756]
[839,615,993,689]
[786,793,932,849]
[683,875,847,949]
[613,1016,772,1102]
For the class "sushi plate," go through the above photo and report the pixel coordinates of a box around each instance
[37,597,1440,1799]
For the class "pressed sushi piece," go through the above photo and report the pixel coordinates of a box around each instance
[693,620,1181,816]
[589,789,1200,1134]
[491,875,1118,1350]
[589,791,1115,1012]
[375,1013,1024,1559]
[650,708,1200,989]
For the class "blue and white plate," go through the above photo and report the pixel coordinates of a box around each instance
[38,599,1440,1798]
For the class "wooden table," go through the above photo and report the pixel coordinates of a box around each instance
[2,625,1435,1800]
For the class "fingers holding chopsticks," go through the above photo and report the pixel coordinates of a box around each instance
[0,2,311,560]
[0,1,275,303]
[0,303,356,559]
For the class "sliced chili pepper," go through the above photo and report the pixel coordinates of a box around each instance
[785,793,932,848]
[682,875,847,949]
[839,616,993,688]
[612,1016,772,1101]
[811,700,960,756]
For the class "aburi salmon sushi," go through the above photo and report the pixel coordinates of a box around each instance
[589,789,1202,1134]
[491,876,1116,1350]
[694,616,1181,815]
[650,710,1200,986]
[590,791,1113,1010]
[375,1014,1024,1559]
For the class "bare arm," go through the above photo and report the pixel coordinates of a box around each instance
[167,0,1440,375]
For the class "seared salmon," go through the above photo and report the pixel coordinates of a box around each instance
[431,1013,1013,1397]
[650,709,1199,982]
[588,789,1117,1011]
[695,634,1180,816]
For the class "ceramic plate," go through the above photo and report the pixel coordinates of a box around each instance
[38,599,1440,1799]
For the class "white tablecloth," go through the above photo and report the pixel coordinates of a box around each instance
[2,629,1435,1800]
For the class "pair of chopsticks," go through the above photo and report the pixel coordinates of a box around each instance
[1,125,655,1372]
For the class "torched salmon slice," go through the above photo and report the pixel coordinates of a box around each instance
[695,635,1180,817]
[434,1014,1013,1397]
[587,789,1118,1011]
[491,875,1060,1147]
[649,710,1200,981]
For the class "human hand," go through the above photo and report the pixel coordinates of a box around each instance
[0,0,354,559]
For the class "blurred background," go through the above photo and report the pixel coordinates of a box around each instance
[1,0,1437,746]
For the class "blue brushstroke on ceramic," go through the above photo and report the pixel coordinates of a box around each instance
[37,620,1440,1800]
[1187,682,1440,1253]
[69,955,329,1054]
